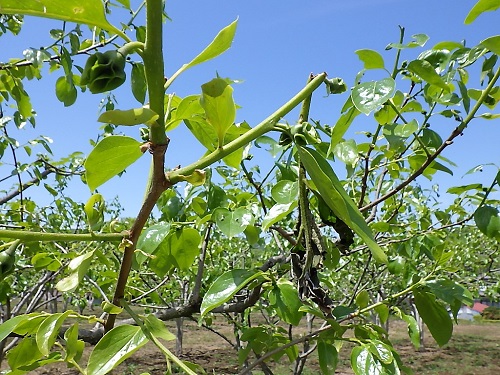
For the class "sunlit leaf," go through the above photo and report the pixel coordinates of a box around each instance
[87,325,148,375]
[261,201,297,231]
[98,107,159,126]
[85,136,143,191]
[213,207,254,237]
[355,49,385,70]
[351,78,396,115]
[465,0,500,24]
[408,60,450,92]
[200,269,263,318]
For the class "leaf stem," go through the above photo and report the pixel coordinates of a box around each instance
[167,72,327,184]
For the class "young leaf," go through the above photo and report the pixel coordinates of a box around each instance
[261,201,297,231]
[143,315,176,341]
[413,290,453,346]
[0,315,31,342]
[298,146,387,263]
[55,75,77,106]
[351,78,396,115]
[98,107,159,126]
[355,49,385,70]
[465,0,500,24]
[168,19,237,87]
[0,0,125,39]
[85,136,143,191]
[87,325,148,375]
[200,269,263,318]
[56,250,95,292]
[200,78,236,147]
[64,323,85,362]
[84,193,105,231]
[135,223,171,267]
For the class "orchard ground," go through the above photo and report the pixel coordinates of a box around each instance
[3,317,499,374]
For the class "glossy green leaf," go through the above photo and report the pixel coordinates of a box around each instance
[200,78,236,147]
[269,279,304,326]
[474,205,500,238]
[131,63,147,104]
[465,0,500,24]
[351,346,384,375]
[135,223,171,267]
[408,60,450,92]
[351,78,396,115]
[85,136,143,191]
[98,107,159,126]
[333,139,358,167]
[200,269,263,318]
[144,315,176,341]
[481,35,500,55]
[318,341,338,375]
[0,0,124,38]
[36,311,72,355]
[400,312,421,349]
[87,325,148,375]
[413,290,453,346]
[149,227,201,276]
[367,340,393,365]
[55,75,77,106]
[102,302,124,314]
[213,207,254,237]
[298,146,387,263]
[355,49,385,70]
[374,304,389,325]
[271,180,298,204]
[166,95,202,131]
[261,201,297,231]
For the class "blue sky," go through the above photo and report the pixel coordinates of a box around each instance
[1,0,499,217]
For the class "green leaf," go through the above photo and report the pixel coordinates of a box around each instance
[135,223,171,267]
[413,290,453,346]
[84,193,105,231]
[401,313,421,349]
[333,139,358,167]
[55,75,77,106]
[328,106,360,155]
[87,325,148,375]
[318,341,338,374]
[7,336,43,369]
[56,250,95,292]
[355,290,370,309]
[480,35,500,55]
[261,201,297,231]
[355,49,385,70]
[64,323,85,363]
[169,19,237,85]
[149,227,201,276]
[213,207,254,237]
[351,78,396,115]
[374,304,389,325]
[408,60,451,92]
[200,78,236,147]
[0,0,125,39]
[0,315,30,342]
[351,346,384,375]
[465,0,500,24]
[269,279,304,326]
[271,180,298,204]
[144,315,176,341]
[298,146,387,263]
[131,63,147,104]
[387,33,429,49]
[200,269,263,318]
[36,311,72,355]
[474,205,500,238]
[98,107,159,126]
[102,301,123,314]
[85,136,143,191]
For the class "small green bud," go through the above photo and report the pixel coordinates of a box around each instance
[80,50,126,94]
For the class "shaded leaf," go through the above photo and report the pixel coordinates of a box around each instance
[413,290,453,346]
[408,60,450,92]
[269,280,304,326]
[474,205,500,239]
[318,341,338,374]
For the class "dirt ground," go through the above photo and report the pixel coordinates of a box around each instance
[2,319,500,374]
